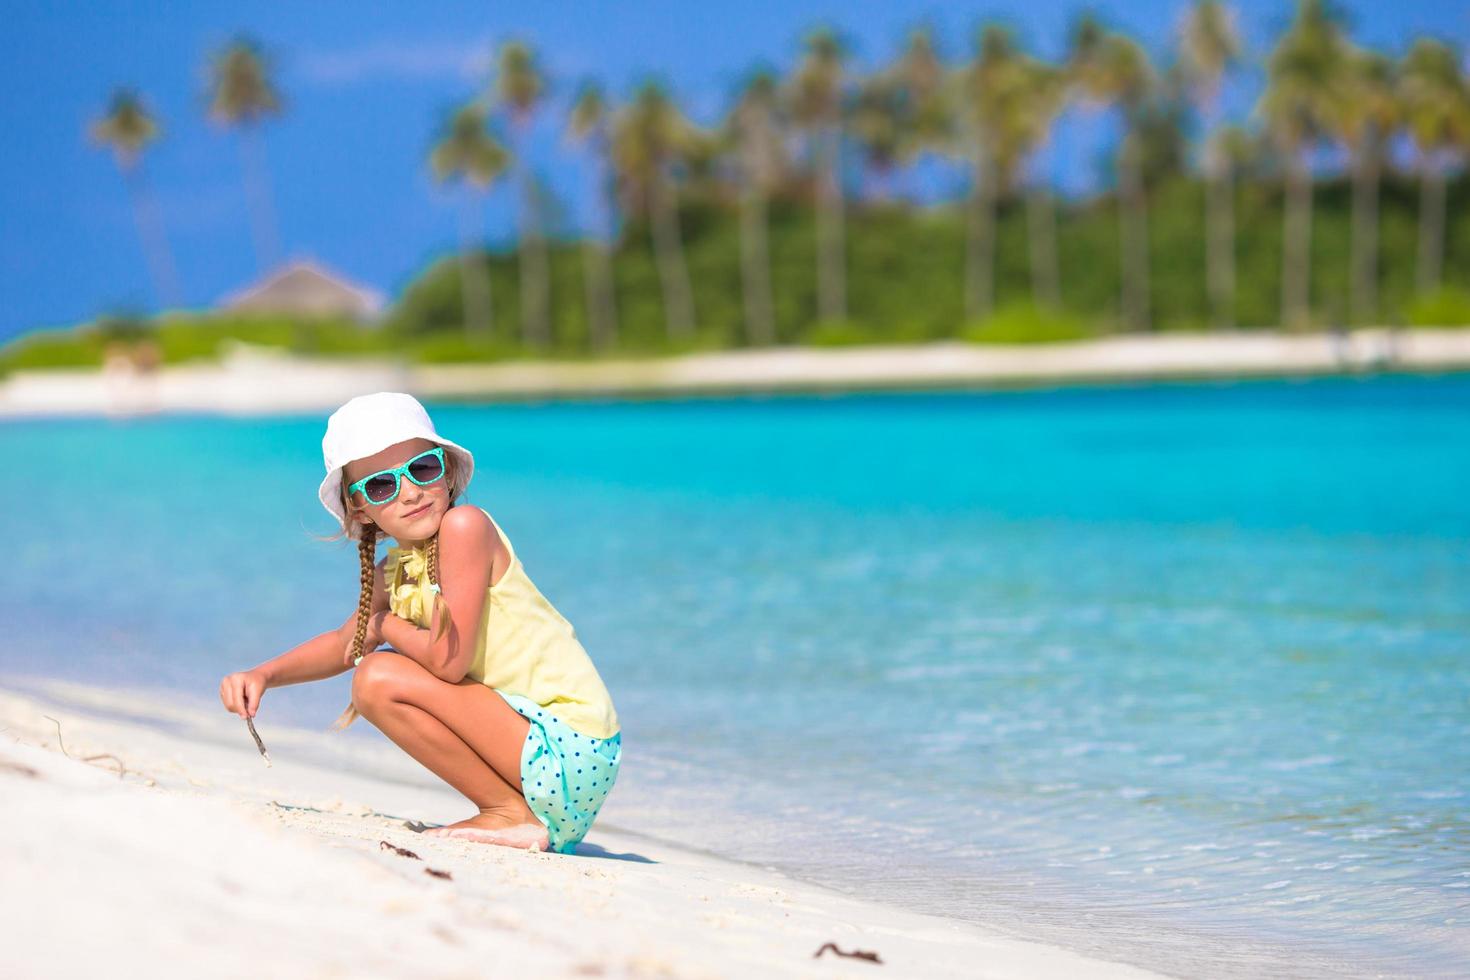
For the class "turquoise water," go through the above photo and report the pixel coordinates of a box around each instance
[4,373,1468,976]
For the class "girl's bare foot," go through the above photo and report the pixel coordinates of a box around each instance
[423,808,548,851]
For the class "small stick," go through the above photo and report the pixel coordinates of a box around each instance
[43,715,74,758]
[0,759,40,778]
[813,942,883,964]
[245,716,272,767]
[43,715,129,779]
[271,801,326,813]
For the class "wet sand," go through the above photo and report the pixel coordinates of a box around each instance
[0,678,1166,979]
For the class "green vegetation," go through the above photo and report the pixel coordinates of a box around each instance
[0,314,401,378]
[962,304,1096,345]
[13,1,1466,375]
[0,328,112,372]
[345,171,1470,346]
[1406,286,1470,327]
[3,168,1467,376]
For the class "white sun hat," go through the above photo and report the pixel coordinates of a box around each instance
[319,391,475,540]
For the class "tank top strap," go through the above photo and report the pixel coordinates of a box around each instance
[477,506,517,567]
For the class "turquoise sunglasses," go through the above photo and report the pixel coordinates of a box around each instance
[347,446,447,505]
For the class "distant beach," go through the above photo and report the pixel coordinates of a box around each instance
[3,327,1469,417]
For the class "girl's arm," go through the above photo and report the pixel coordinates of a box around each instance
[378,507,502,684]
[257,627,353,688]
[256,558,390,689]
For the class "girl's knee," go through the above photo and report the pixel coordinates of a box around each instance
[351,651,409,709]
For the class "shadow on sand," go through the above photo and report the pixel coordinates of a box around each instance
[402,818,656,863]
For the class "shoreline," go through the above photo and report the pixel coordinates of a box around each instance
[0,676,1166,979]
[1,328,1468,417]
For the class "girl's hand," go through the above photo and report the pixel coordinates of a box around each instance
[343,610,391,666]
[220,669,267,720]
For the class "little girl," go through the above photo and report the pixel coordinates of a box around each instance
[219,391,622,854]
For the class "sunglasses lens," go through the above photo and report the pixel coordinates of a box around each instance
[364,474,398,502]
[408,452,444,484]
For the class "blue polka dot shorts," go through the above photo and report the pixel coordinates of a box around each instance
[495,689,622,854]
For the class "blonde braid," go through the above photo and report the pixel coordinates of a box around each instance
[329,523,378,732]
[422,456,459,649]
[425,528,450,645]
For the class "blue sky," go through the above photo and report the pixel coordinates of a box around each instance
[2,1,1464,343]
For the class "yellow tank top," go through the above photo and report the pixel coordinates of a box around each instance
[385,506,619,739]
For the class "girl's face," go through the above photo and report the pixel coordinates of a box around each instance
[342,437,451,546]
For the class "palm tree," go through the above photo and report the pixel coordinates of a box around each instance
[89,89,182,309]
[429,103,509,342]
[959,26,1019,320]
[1398,38,1470,297]
[1178,1,1242,329]
[893,26,955,180]
[567,81,620,350]
[851,27,955,204]
[492,41,552,349]
[1335,48,1398,324]
[960,26,1067,317]
[610,82,699,341]
[1257,0,1347,330]
[789,28,849,324]
[895,27,951,147]
[1070,18,1157,331]
[958,26,1017,319]
[206,36,284,273]
[726,71,785,346]
[1020,61,1068,311]
[849,74,907,200]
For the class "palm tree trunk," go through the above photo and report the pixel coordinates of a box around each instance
[739,184,776,345]
[1349,149,1380,325]
[648,169,696,340]
[1027,184,1060,310]
[457,192,493,342]
[1281,152,1313,329]
[122,162,183,308]
[815,125,846,323]
[581,240,617,351]
[1205,150,1235,330]
[1417,155,1446,296]
[516,167,551,349]
[583,159,619,350]
[238,125,281,273]
[964,149,995,321]
[1119,134,1151,330]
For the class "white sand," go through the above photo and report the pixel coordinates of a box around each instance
[3,328,1468,418]
[0,679,1165,979]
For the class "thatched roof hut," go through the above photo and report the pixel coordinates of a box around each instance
[218,258,385,321]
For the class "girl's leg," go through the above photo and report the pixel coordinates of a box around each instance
[350,651,546,848]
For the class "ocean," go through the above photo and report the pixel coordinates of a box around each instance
[5,371,1467,977]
